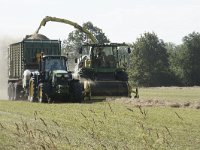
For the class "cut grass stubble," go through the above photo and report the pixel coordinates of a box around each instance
[0,100,200,149]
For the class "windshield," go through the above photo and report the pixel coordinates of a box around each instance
[92,46,117,68]
[45,58,66,71]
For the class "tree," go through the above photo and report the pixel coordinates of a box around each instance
[165,42,184,85]
[128,32,170,86]
[62,21,110,55]
[180,32,200,85]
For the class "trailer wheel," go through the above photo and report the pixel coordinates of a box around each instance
[71,81,83,103]
[38,83,49,103]
[13,83,21,100]
[8,82,13,100]
[13,84,17,100]
[28,77,37,102]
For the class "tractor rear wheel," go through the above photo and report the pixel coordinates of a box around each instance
[38,83,49,103]
[71,81,83,103]
[28,77,37,102]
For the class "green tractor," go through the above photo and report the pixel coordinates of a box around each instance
[28,54,83,103]
[74,43,139,100]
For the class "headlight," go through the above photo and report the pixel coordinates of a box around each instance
[56,74,62,77]
[56,73,69,78]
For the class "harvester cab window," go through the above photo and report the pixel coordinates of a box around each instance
[93,47,106,67]
[117,46,130,68]
[93,46,117,68]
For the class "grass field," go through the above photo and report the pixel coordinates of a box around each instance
[0,87,200,149]
[139,86,200,102]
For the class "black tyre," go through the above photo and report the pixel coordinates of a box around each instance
[38,83,49,103]
[8,82,13,100]
[28,76,37,102]
[13,83,22,100]
[11,83,15,100]
[71,81,83,103]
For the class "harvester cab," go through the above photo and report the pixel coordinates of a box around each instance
[28,55,83,103]
[74,43,139,100]
[76,44,130,70]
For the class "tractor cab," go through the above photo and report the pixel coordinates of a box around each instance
[41,56,67,72]
[40,56,71,81]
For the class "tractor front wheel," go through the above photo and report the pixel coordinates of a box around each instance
[38,83,49,103]
[28,77,37,102]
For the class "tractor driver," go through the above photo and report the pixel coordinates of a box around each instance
[95,49,106,67]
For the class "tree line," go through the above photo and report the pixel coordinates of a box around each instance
[62,22,200,87]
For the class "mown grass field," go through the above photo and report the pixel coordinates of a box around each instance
[0,87,200,150]
[139,86,200,102]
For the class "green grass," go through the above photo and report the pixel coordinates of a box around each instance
[0,99,200,149]
[139,86,200,102]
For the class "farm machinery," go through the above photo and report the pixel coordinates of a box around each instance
[8,35,83,102]
[74,43,139,100]
[34,16,138,100]
[28,54,83,102]
[7,16,138,102]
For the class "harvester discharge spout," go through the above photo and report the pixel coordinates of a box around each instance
[35,16,98,44]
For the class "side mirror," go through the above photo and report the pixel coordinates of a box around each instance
[128,47,131,54]
[79,47,83,54]
[75,58,78,63]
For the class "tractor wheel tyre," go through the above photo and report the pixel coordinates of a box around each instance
[13,83,21,100]
[11,83,15,100]
[8,82,13,100]
[13,84,17,100]
[28,77,37,102]
[38,83,49,103]
[71,82,83,103]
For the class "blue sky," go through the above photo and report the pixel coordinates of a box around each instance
[0,0,200,44]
